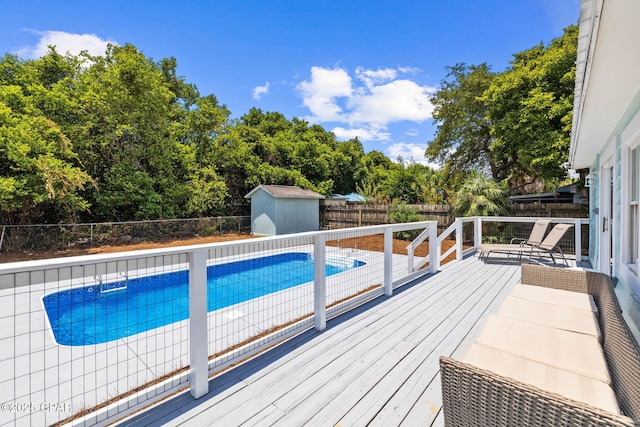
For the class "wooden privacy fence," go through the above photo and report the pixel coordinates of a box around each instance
[321,202,587,231]
[321,204,452,231]
[509,202,588,218]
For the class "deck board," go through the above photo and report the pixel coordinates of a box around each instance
[116,256,575,427]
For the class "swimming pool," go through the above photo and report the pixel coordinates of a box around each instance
[42,252,365,346]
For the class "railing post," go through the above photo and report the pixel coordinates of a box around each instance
[189,249,209,399]
[384,227,393,296]
[575,218,582,261]
[314,233,327,330]
[475,217,482,247]
[407,245,414,274]
[429,223,439,273]
[456,220,463,261]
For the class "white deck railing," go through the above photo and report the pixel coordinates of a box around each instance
[430,216,590,264]
[0,216,589,426]
[0,221,438,427]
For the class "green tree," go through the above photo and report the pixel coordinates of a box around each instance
[452,173,510,217]
[0,98,91,224]
[332,138,366,195]
[427,25,578,190]
[381,161,442,204]
[361,150,394,189]
[425,63,495,176]
[483,25,578,190]
[388,199,422,240]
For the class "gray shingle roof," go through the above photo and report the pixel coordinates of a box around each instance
[245,185,325,199]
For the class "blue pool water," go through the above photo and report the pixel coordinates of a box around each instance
[43,252,365,346]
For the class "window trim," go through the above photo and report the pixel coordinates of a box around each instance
[625,143,640,274]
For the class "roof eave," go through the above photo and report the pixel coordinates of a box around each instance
[570,0,602,169]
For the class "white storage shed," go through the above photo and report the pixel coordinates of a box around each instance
[244,185,325,236]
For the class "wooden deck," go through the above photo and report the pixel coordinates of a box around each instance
[117,256,574,427]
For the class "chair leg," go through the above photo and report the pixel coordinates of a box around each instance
[558,248,568,266]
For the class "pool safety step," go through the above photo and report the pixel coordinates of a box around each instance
[96,273,129,293]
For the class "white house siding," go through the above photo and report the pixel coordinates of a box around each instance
[617,104,640,294]
[572,0,640,340]
[618,103,640,337]
[588,103,640,340]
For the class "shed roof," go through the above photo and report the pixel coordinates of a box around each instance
[244,185,325,199]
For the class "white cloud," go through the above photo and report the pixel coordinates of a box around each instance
[348,79,434,127]
[332,126,390,141]
[297,66,352,122]
[387,142,439,168]
[355,67,397,88]
[397,66,421,74]
[297,65,435,142]
[252,82,270,100]
[17,30,115,59]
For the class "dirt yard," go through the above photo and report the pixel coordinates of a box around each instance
[0,234,257,263]
[0,232,463,264]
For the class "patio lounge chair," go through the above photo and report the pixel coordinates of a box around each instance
[479,222,573,265]
[477,219,551,261]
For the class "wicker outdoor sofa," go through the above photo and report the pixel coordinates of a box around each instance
[440,264,640,427]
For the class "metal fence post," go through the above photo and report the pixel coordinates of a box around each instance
[314,233,327,331]
[189,249,209,399]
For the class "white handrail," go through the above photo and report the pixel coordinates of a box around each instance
[1,215,591,425]
[434,216,588,265]
[405,222,443,273]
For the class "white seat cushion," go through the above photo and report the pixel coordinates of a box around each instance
[476,315,610,383]
[497,295,601,340]
[510,284,598,313]
[463,343,621,414]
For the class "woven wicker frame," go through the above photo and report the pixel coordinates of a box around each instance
[440,264,640,427]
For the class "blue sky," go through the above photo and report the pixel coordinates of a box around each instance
[0,0,579,165]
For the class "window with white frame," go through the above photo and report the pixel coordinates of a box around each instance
[630,146,640,270]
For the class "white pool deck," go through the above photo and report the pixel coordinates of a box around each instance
[114,255,586,427]
[0,246,586,427]
[0,245,423,427]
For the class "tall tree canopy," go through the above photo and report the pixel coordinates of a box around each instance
[0,51,92,225]
[425,63,495,176]
[0,25,578,225]
[484,25,578,190]
[426,25,578,191]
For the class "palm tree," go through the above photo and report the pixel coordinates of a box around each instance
[453,172,510,217]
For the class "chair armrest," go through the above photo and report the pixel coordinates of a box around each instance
[520,263,590,294]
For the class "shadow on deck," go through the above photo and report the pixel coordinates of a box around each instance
[117,255,579,427]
